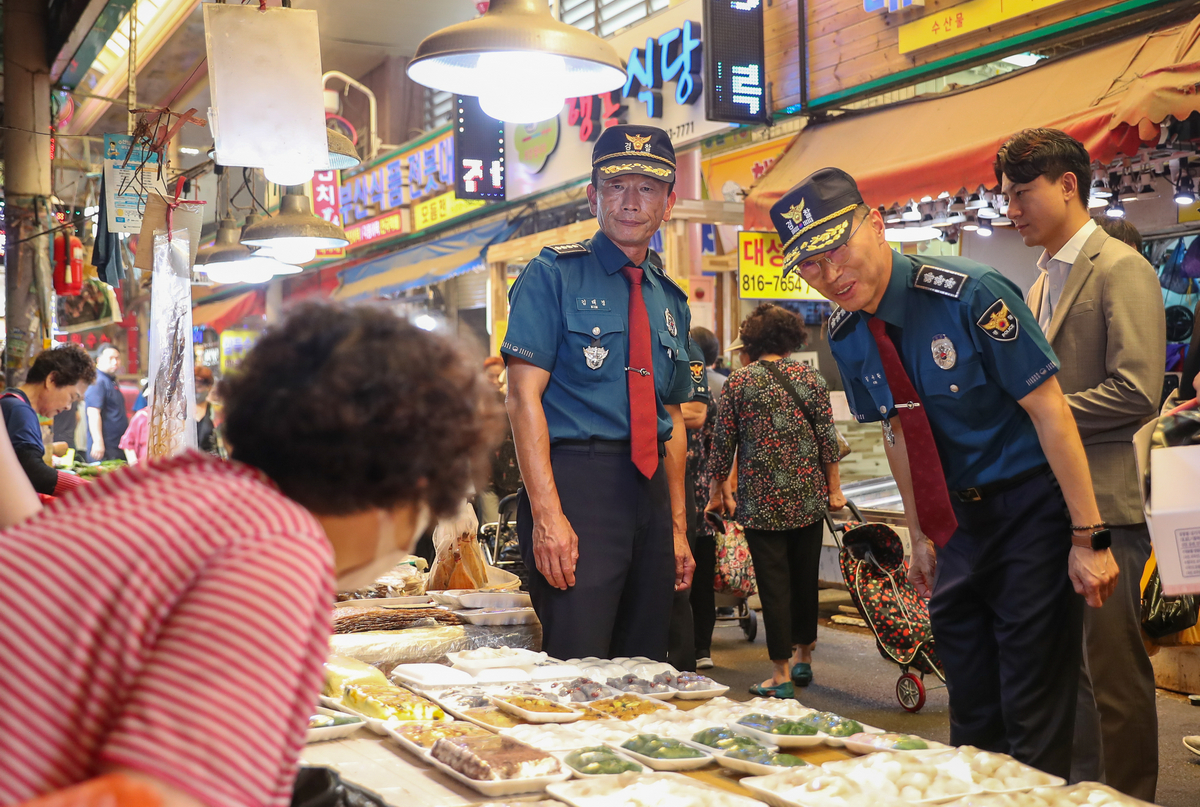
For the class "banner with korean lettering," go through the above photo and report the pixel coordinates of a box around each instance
[311,169,345,259]
[505,0,733,199]
[738,231,825,301]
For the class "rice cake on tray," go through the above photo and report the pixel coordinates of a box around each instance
[548,771,765,807]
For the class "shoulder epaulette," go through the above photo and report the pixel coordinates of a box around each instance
[828,305,853,337]
[913,264,968,299]
[543,243,590,257]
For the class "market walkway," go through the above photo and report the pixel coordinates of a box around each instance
[707,591,1199,807]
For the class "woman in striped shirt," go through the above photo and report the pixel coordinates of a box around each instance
[0,303,501,807]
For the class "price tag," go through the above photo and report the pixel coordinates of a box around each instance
[737,231,826,301]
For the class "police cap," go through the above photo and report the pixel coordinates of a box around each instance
[591,125,676,185]
[770,167,865,277]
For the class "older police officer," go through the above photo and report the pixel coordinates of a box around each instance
[769,168,1117,777]
[502,125,696,660]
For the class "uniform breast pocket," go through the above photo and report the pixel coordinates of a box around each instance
[563,313,625,383]
[918,356,988,406]
[656,330,681,391]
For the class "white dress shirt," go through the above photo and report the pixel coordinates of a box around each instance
[1036,218,1098,330]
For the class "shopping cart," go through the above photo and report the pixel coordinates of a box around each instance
[826,501,946,712]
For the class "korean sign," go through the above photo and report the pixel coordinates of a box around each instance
[339,129,455,227]
[703,0,770,124]
[899,0,1069,53]
[413,191,485,231]
[738,231,825,301]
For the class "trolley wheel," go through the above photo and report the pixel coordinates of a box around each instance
[741,608,758,642]
[897,673,926,712]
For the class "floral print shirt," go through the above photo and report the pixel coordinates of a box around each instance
[686,394,718,536]
[708,359,840,531]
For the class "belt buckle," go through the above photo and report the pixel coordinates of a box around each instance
[959,487,982,502]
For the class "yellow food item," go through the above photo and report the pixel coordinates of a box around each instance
[322,655,388,698]
[342,684,444,721]
[497,696,575,714]
[395,721,490,749]
[586,696,668,720]
[462,706,529,729]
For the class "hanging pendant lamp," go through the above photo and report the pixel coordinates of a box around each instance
[407,0,626,123]
[240,187,350,256]
[196,217,253,266]
[327,127,361,170]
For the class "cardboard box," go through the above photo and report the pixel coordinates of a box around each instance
[1134,420,1200,596]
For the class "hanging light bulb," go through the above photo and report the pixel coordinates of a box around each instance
[1136,172,1156,200]
[407,0,625,123]
[1174,169,1195,206]
[196,217,252,266]
[961,217,979,232]
[1090,168,1112,199]
[241,188,350,251]
[1117,173,1138,203]
[976,219,993,237]
[901,201,921,222]
[327,127,361,170]
[1105,199,1126,219]
[202,259,276,285]
[264,164,317,187]
[257,241,318,265]
[884,226,941,243]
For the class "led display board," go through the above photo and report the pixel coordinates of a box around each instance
[703,0,769,124]
[455,95,506,200]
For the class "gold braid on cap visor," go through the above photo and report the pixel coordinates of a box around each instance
[781,203,859,252]
[782,217,853,271]
[598,163,674,178]
[593,151,677,169]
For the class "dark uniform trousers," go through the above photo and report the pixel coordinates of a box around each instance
[931,468,1083,778]
[1071,522,1157,801]
[667,474,699,672]
[517,442,676,660]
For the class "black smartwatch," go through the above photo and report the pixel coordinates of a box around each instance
[1071,528,1112,550]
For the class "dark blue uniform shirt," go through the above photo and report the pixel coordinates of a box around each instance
[502,230,694,443]
[828,251,1059,491]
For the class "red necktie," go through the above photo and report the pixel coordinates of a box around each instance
[867,317,958,547]
[622,265,659,478]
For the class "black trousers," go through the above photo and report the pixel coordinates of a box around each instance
[743,522,824,661]
[690,532,717,657]
[930,468,1083,778]
[517,443,675,660]
[668,480,699,671]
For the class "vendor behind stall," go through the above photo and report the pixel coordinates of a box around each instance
[0,344,96,497]
[0,302,501,807]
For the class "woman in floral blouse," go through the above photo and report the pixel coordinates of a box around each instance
[707,304,845,698]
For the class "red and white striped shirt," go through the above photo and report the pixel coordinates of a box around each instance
[0,451,334,807]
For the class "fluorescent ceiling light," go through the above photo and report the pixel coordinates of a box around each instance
[885,226,941,243]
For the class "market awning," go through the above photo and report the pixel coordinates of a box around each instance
[745,15,1200,228]
[191,289,264,333]
[333,218,520,302]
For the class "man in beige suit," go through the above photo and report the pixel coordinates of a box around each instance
[997,128,1165,801]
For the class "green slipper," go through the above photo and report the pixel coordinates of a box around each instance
[791,663,813,687]
[749,681,795,699]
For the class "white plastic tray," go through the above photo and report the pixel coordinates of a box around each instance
[502,723,595,751]
[920,749,1066,794]
[841,733,947,756]
[739,768,902,807]
[716,752,811,777]
[429,589,474,607]
[557,747,646,778]
[333,596,433,608]
[383,721,492,758]
[457,591,532,609]
[389,663,475,688]
[491,695,584,724]
[610,737,715,771]
[306,707,366,743]
[734,720,828,749]
[548,771,765,807]
[822,752,984,804]
[447,647,547,674]
[670,683,730,700]
[457,607,540,625]
[423,747,570,796]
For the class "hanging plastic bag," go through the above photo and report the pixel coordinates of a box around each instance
[147,230,197,460]
[708,512,756,598]
[427,500,488,591]
[1141,560,1199,639]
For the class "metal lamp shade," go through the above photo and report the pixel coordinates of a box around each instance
[406,0,625,99]
[327,128,361,170]
[240,191,350,249]
[196,218,253,265]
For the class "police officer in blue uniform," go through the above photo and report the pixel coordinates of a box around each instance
[502,125,697,660]
[768,168,1117,777]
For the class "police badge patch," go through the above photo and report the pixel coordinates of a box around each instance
[665,308,677,337]
[930,334,957,369]
[976,299,1020,341]
[690,361,704,384]
[584,342,609,370]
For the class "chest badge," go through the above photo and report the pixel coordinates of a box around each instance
[930,334,957,369]
[665,308,677,337]
[584,340,610,370]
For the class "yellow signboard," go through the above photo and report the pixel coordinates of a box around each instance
[220,329,261,374]
[899,0,1069,53]
[738,232,826,301]
[412,191,485,231]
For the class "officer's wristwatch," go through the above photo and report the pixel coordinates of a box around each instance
[1071,527,1112,550]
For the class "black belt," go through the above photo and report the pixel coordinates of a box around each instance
[954,463,1049,503]
[553,439,667,457]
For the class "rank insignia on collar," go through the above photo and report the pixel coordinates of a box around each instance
[914,265,968,299]
[665,308,677,337]
[976,299,1020,341]
[931,334,957,369]
[547,243,590,256]
[828,305,852,338]
[584,342,609,370]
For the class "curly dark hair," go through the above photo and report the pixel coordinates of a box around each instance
[994,128,1091,209]
[739,304,808,361]
[25,343,97,387]
[221,302,503,517]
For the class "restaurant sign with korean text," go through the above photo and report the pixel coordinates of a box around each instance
[899,0,1070,53]
[505,0,734,199]
[738,231,825,301]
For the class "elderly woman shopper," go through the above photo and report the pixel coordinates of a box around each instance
[0,302,500,807]
[707,304,845,698]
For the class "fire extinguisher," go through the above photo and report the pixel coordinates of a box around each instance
[53,228,84,296]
